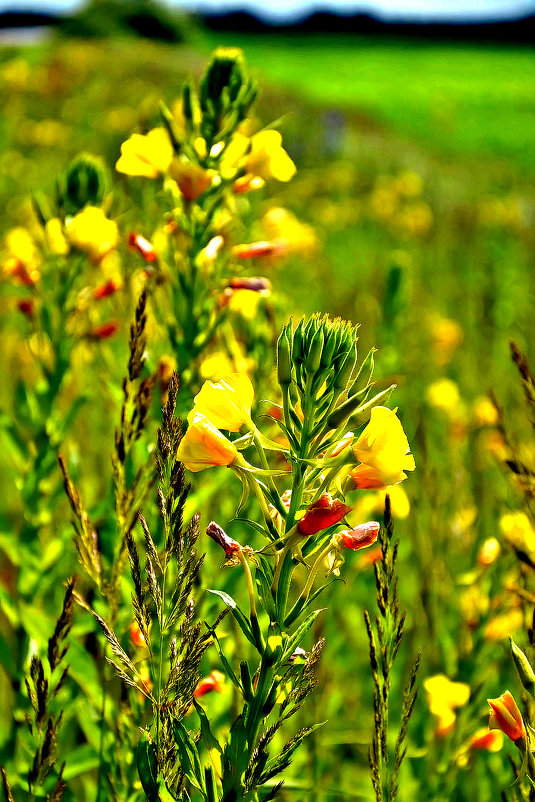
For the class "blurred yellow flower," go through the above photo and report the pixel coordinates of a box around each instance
[484,608,523,641]
[426,378,462,415]
[472,396,498,427]
[116,127,173,178]
[222,130,296,183]
[477,537,501,567]
[261,207,319,258]
[177,412,238,472]
[45,218,69,255]
[350,484,410,522]
[188,373,254,433]
[226,288,265,320]
[424,674,470,736]
[65,206,118,261]
[429,316,463,365]
[351,407,415,489]
[500,511,535,554]
[5,227,38,266]
[395,170,423,198]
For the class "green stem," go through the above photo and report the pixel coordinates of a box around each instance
[237,549,264,651]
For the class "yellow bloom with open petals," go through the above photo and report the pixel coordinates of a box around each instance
[65,206,118,261]
[351,407,415,489]
[221,130,295,183]
[424,675,470,736]
[188,373,254,433]
[116,127,173,178]
[177,413,238,473]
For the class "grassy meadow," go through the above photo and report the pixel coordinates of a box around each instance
[0,28,535,801]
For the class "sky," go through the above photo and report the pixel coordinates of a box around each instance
[2,0,534,23]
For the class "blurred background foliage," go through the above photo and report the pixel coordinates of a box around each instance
[0,1,534,798]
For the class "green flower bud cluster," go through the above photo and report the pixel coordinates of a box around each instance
[280,314,359,402]
[57,153,109,217]
[198,47,257,148]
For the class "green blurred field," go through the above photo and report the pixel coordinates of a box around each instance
[1,30,535,801]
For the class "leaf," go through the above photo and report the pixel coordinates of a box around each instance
[193,698,223,757]
[207,589,257,647]
[136,733,159,799]
[222,715,248,794]
[282,609,325,661]
[173,720,205,793]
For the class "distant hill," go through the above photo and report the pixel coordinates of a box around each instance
[202,10,535,45]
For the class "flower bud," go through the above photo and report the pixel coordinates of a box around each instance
[277,327,292,387]
[194,670,225,698]
[487,690,525,741]
[128,232,157,263]
[297,494,351,536]
[510,638,535,697]
[57,153,109,216]
[206,521,242,559]
[334,522,380,551]
[91,321,118,340]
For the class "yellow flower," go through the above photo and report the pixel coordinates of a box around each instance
[226,288,264,320]
[484,608,523,641]
[351,407,415,489]
[188,373,254,433]
[350,485,410,522]
[177,412,238,473]
[472,396,498,427]
[477,537,501,567]
[116,127,173,178]
[426,378,462,415]
[261,206,319,258]
[424,674,470,736]
[45,218,69,255]
[500,511,535,554]
[65,206,118,261]
[222,130,296,183]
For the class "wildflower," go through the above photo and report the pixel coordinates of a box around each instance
[500,511,535,555]
[177,412,238,473]
[17,299,34,317]
[297,494,352,536]
[232,241,283,259]
[426,378,462,415]
[169,158,215,201]
[65,206,118,261]
[45,218,69,255]
[188,373,254,433]
[206,521,242,559]
[469,727,503,752]
[261,206,318,257]
[223,130,296,184]
[194,670,226,698]
[116,127,173,178]
[94,278,121,300]
[484,608,523,641]
[227,277,271,293]
[488,691,525,741]
[472,396,498,427]
[224,288,267,320]
[424,675,470,737]
[429,316,463,365]
[128,232,157,263]
[197,235,224,269]
[351,407,415,489]
[91,321,119,340]
[130,621,146,648]
[477,537,501,567]
[333,521,380,551]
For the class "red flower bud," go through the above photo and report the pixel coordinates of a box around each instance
[207,521,242,558]
[128,232,157,263]
[336,521,381,551]
[194,670,225,698]
[94,278,121,300]
[297,494,351,536]
[228,276,271,292]
[488,691,526,741]
[232,241,282,259]
[91,321,119,340]
[17,299,34,317]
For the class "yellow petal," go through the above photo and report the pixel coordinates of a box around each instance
[177,413,238,472]
[188,373,254,433]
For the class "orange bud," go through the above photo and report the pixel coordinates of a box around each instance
[130,621,146,648]
[488,690,525,741]
[91,321,119,340]
[94,278,121,300]
[335,521,381,551]
[232,241,282,259]
[297,494,351,536]
[358,546,383,568]
[194,670,225,698]
[469,728,503,751]
[128,232,157,263]
[17,299,34,317]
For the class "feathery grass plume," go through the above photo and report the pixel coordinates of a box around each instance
[365,496,420,801]
[7,577,77,799]
[58,454,102,588]
[110,288,156,618]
